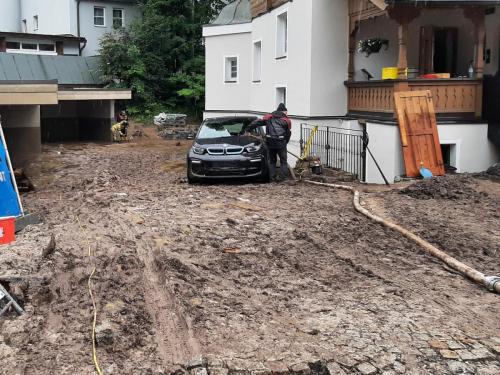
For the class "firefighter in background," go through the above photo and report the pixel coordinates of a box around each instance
[111,110,129,142]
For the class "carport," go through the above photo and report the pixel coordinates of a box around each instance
[0,53,131,167]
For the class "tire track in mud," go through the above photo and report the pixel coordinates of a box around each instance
[119,210,200,367]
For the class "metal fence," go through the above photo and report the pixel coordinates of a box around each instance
[300,123,368,181]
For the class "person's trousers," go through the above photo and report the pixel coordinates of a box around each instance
[268,146,288,178]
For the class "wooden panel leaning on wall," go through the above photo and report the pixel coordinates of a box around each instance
[394,90,446,178]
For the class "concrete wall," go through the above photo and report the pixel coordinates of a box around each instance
[41,102,79,142]
[1,0,22,32]
[365,121,500,184]
[78,1,142,56]
[354,9,478,80]
[0,105,41,168]
[485,6,500,76]
[77,100,114,141]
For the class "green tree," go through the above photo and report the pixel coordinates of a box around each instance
[98,0,226,118]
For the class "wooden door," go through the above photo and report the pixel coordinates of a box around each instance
[394,90,445,177]
[419,26,434,74]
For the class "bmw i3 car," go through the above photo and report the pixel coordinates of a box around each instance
[187,116,269,183]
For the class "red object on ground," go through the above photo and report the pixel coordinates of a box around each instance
[0,217,15,245]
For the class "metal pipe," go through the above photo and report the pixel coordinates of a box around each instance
[305,180,500,294]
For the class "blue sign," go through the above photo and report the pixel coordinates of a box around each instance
[0,127,22,217]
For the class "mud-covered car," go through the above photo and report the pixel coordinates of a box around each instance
[186,116,269,183]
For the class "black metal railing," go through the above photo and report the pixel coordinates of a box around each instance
[300,123,368,181]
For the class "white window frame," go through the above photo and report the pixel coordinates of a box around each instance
[252,39,262,83]
[94,6,106,27]
[6,41,57,56]
[223,55,239,83]
[275,85,287,108]
[112,8,124,29]
[440,140,461,172]
[275,9,288,59]
[33,15,39,31]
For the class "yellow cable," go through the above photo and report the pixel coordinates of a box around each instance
[77,216,104,375]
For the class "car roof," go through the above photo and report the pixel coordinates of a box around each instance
[203,116,257,124]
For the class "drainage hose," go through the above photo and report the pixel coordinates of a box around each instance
[305,180,500,294]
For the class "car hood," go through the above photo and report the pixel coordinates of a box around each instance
[195,135,262,147]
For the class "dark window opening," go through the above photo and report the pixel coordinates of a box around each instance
[39,44,55,52]
[6,42,20,49]
[21,43,37,50]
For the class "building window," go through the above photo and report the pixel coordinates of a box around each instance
[224,56,238,83]
[21,43,38,50]
[94,7,105,27]
[113,9,124,29]
[21,19,27,33]
[6,42,20,50]
[5,41,56,55]
[276,11,288,58]
[253,40,262,82]
[33,15,39,31]
[276,86,287,107]
[39,43,55,52]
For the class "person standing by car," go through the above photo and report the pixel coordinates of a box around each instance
[247,103,291,181]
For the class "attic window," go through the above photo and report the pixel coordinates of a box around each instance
[33,15,39,31]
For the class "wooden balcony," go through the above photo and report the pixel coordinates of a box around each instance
[345,79,483,120]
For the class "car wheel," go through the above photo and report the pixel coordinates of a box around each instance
[260,163,271,183]
[187,167,200,184]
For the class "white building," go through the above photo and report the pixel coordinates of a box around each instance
[0,0,141,56]
[203,0,500,183]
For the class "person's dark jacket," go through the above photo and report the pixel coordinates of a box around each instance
[247,111,292,146]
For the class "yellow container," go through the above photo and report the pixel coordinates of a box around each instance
[382,67,398,80]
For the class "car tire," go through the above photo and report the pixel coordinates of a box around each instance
[260,164,271,183]
[187,167,200,184]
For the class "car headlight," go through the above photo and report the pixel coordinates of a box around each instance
[192,145,206,155]
[245,143,262,153]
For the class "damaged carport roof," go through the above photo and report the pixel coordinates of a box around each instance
[0,54,102,85]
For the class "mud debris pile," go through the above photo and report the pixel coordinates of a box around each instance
[399,175,486,200]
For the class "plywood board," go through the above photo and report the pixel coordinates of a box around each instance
[394,90,445,177]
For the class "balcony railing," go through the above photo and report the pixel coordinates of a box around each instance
[345,78,483,120]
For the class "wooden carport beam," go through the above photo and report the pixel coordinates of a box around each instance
[388,5,420,81]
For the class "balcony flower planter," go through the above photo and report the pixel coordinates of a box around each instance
[358,38,389,57]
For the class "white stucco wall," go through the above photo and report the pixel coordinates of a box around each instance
[204,0,350,118]
[204,32,252,112]
[20,0,72,34]
[78,1,142,56]
[354,8,479,80]
[485,6,500,76]
[248,0,313,115]
[1,0,22,32]
[309,0,349,116]
[365,122,500,184]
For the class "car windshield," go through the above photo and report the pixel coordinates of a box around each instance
[198,119,257,139]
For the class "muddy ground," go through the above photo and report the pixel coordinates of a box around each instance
[1,130,499,375]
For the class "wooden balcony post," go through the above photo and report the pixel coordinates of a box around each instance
[388,5,420,81]
[348,19,359,81]
[397,22,408,79]
[464,6,486,79]
[0,37,6,53]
